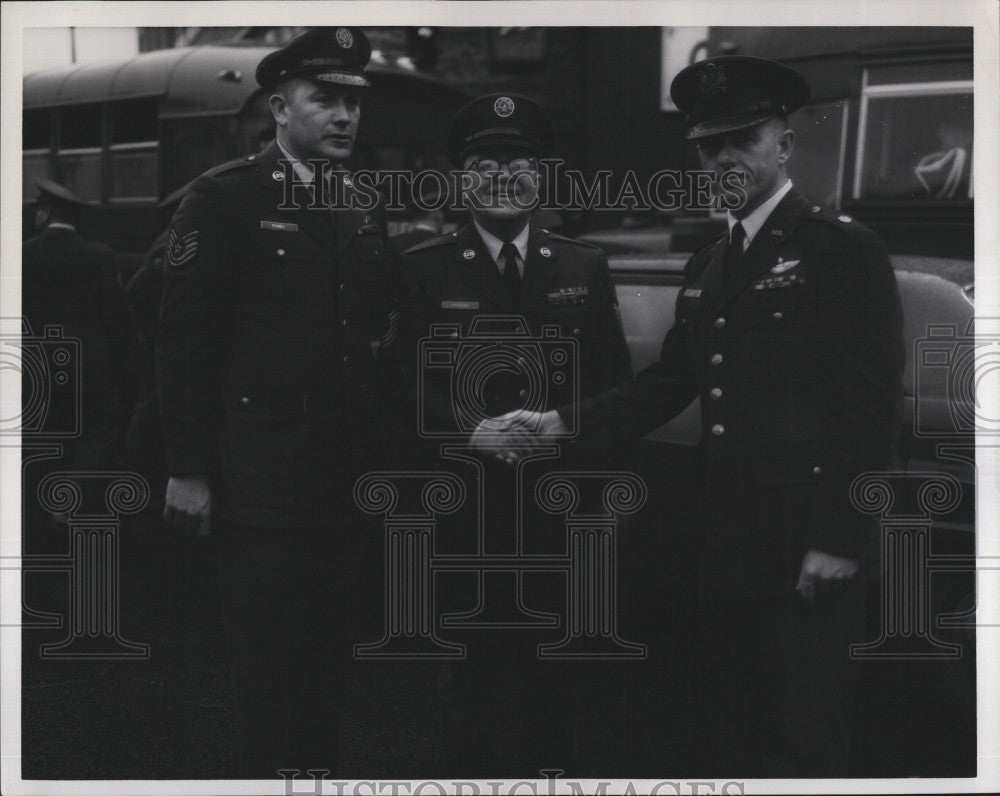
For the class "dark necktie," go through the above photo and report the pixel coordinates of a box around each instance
[724,221,746,283]
[500,242,521,305]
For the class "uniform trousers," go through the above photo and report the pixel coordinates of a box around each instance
[695,465,867,777]
[216,518,368,777]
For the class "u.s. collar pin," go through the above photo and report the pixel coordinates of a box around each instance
[462,249,475,260]
[272,170,285,182]
[770,228,784,237]
[343,177,353,188]
[540,246,552,257]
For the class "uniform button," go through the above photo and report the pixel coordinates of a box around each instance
[711,424,725,436]
[710,353,723,366]
[342,355,349,364]
[572,328,581,335]
[714,317,726,329]
[240,396,250,405]
[276,248,286,256]
[339,282,346,291]
[341,319,349,327]
[518,389,528,399]
[772,311,784,321]
[709,387,722,400]
[813,465,822,475]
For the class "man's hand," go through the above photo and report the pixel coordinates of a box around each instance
[796,548,860,602]
[163,475,213,539]
[469,409,568,465]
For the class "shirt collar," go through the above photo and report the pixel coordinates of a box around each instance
[276,139,326,184]
[728,179,793,246]
[473,219,530,273]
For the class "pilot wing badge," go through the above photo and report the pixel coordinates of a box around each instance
[770,258,800,274]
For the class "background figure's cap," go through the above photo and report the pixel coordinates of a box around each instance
[256,27,372,90]
[670,55,810,140]
[446,93,553,166]
[35,178,83,207]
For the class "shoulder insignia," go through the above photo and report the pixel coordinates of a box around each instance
[400,232,455,256]
[803,203,865,234]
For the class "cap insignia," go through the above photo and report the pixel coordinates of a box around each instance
[494,96,515,118]
[336,28,354,49]
[700,63,727,96]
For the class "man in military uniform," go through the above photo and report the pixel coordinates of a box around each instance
[392,93,632,773]
[481,57,905,775]
[156,27,390,776]
[23,179,134,475]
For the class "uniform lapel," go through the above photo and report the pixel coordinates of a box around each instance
[255,142,333,250]
[712,189,808,312]
[520,225,561,313]
[451,222,511,310]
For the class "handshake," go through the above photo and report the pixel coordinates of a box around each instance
[469,409,570,465]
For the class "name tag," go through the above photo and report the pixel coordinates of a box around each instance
[260,220,298,232]
[441,300,480,310]
[682,288,703,297]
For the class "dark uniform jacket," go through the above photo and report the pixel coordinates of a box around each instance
[156,141,390,527]
[22,226,133,469]
[574,189,905,587]
[393,221,632,447]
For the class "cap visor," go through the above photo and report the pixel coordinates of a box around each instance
[686,111,778,140]
[304,71,371,89]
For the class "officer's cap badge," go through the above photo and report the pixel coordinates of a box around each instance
[336,27,354,49]
[494,96,515,118]
[699,63,727,96]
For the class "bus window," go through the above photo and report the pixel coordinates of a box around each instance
[56,103,102,200]
[110,98,160,201]
[854,64,973,202]
[161,117,241,194]
[786,100,848,208]
[23,109,51,198]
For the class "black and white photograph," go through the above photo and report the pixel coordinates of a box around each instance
[1,1,998,794]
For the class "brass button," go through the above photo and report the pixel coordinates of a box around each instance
[339,282,346,291]
[813,465,822,475]
[714,317,726,329]
[709,387,722,400]
[276,248,286,256]
[572,328,581,335]
[341,319,349,327]
[772,311,784,321]
[240,396,250,405]
[710,353,723,366]
[711,424,725,436]
[342,355,349,364]
[518,389,528,399]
